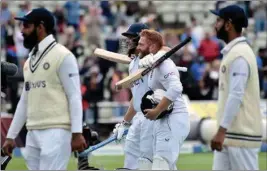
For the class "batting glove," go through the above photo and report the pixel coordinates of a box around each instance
[113,120,131,142]
[138,50,167,68]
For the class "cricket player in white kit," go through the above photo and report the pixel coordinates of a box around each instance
[210,5,263,170]
[137,30,190,170]
[113,23,155,170]
[2,8,86,170]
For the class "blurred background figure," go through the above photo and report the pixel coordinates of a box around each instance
[198,32,220,63]
[199,59,220,100]
[110,67,130,117]
[83,65,104,125]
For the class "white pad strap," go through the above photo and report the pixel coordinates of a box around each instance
[138,157,152,170]
[152,155,170,170]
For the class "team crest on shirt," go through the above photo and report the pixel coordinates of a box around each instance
[43,62,50,70]
[221,65,226,73]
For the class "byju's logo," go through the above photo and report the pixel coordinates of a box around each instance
[25,81,46,91]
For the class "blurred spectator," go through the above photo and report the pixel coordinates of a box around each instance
[85,5,103,47]
[216,1,226,10]
[190,17,204,48]
[113,2,128,28]
[147,1,157,15]
[53,5,65,34]
[181,26,198,49]
[0,1,11,25]
[16,1,31,18]
[4,13,17,65]
[1,1,11,47]
[14,22,29,69]
[116,19,128,38]
[125,2,140,17]
[179,45,202,100]
[164,32,183,65]
[71,40,84,60]
[110,68,130,116]
[236,1,251,17]
[198,32,220,62]
[199,59,220,100]
[190,56,207,83]
[64,1,81,31]
[64,26,76,50]
[3,13,19,114]
[14,1,31,56]
[257,48,267,98]
[100,1,114,25]
[83,65,104,124]
[251,1,267,34]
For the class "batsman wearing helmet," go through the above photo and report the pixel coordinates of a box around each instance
[113,23,156,170]
[2,8,86,170]
[210,5,262,170]
[137,29,190,170]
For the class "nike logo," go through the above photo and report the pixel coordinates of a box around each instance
[165,138,170,142]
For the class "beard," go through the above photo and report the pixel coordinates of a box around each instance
[126,38,139,57]
[23,29,38,50]
[139,49,150,59]
[216,24,229,43]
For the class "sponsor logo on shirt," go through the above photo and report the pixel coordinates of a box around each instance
[69,73,79,77]
[25,81,46,91]
[130,78,143,88]
[164,72,175,79]
[221,65,226,73]
[233,72,247,77]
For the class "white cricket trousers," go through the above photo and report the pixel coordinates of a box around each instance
[124,112,154,169]
[23,128,72,170]
[213,146,260,170]
[153,112,190,170]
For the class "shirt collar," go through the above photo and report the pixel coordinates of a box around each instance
[29,34,55,56]
[221,36,247,55]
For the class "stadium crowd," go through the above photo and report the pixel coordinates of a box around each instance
[1,1,267,124]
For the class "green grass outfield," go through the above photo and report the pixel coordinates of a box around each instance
[6,153,267,170]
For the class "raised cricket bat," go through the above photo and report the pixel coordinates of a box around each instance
[94,48,188,72]
[94,48,131,64]
[115,37,191,90]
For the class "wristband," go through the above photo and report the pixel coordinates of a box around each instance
[122,120,131,126]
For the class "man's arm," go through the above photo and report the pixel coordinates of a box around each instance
[156,60,183,112]
[6,88,27,139]
[123,98,136,122]
[219,57,249,131]
[58,54,83,133]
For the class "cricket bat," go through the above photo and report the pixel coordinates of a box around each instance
[78,129,129,157]
[94,48,131,64]
[94,49,188,72]
[115,37,192,90]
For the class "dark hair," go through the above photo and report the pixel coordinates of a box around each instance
[233,23,242,33]
[127,36,140,57]
[258,47,266,53]
[34,22,54,34]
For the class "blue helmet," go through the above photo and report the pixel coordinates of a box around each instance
[122,23,149,38]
